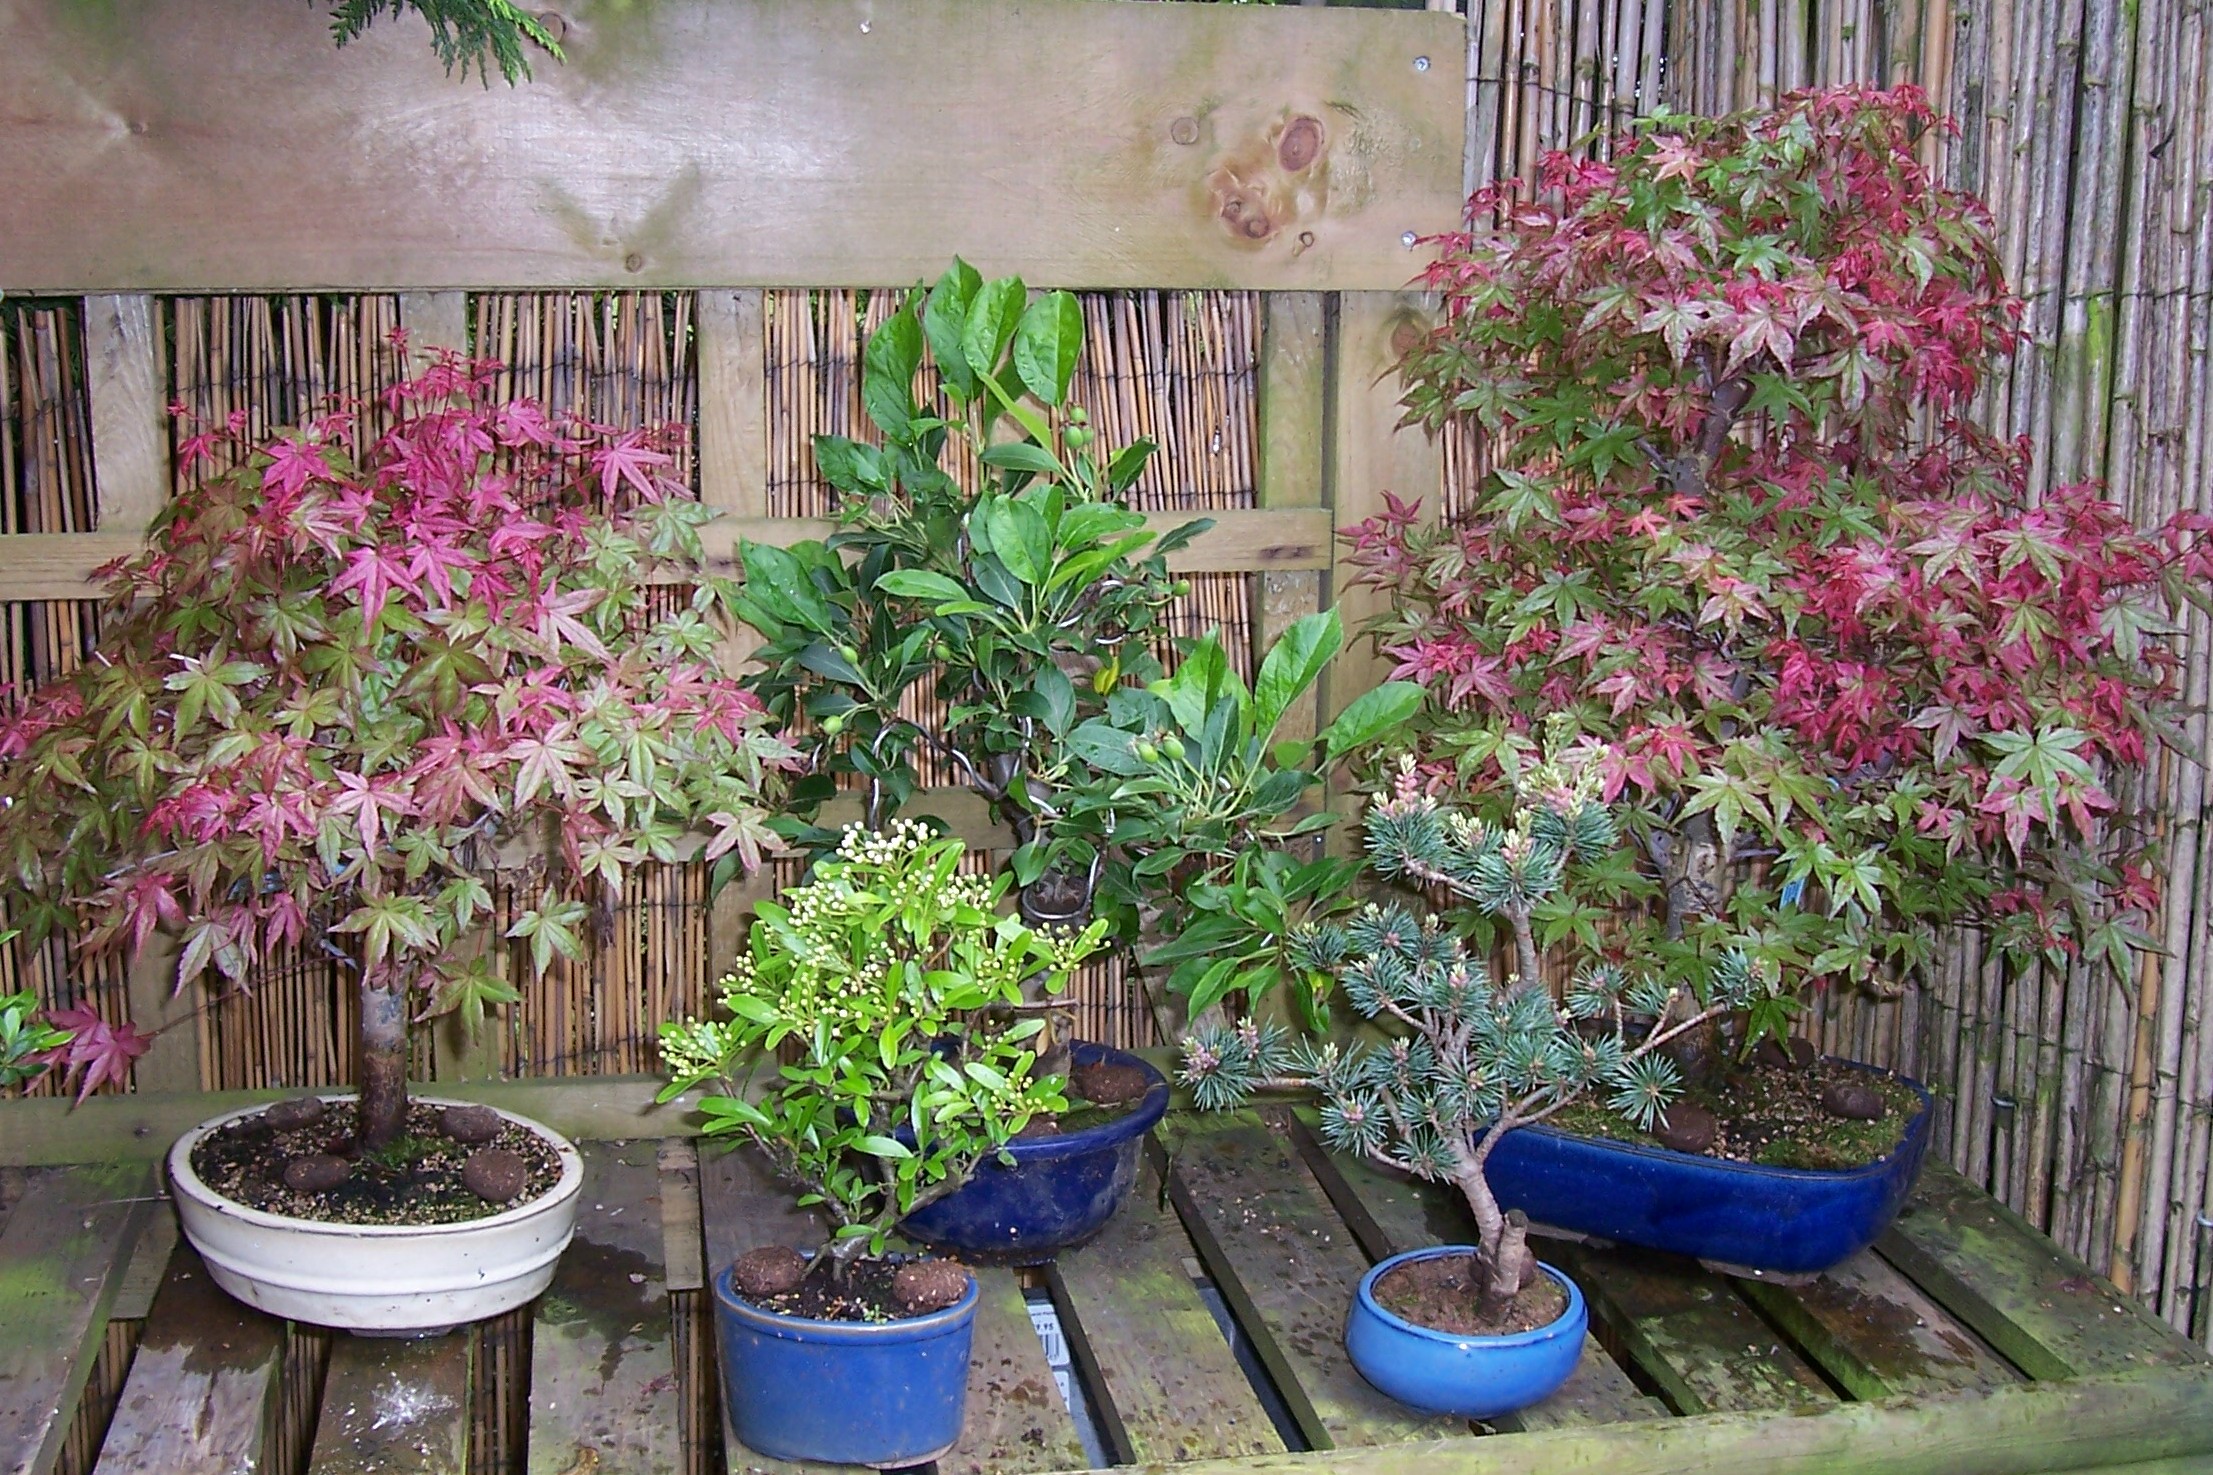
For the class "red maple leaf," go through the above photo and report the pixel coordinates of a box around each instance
[41,1005,153,1103]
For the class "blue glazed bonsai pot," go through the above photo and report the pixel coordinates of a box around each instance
[1346,1247,1586,1420]
[712,1258,979,1468]
[900,1041,1169,1264]
[1483,1063,1934,1274]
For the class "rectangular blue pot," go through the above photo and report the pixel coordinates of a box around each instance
[1481,1064,1934,1274]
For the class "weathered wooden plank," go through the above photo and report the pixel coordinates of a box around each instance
[1324,291,1441,722]
[0,1161,154,1475]
[527,1139,684,1475]
[1047,1149,1286,1463]
[940,1271,1089,1475]
[1550,1243,1836,1416]
[110,1204,181,1322]
[1738,1249,2021,1401]
[92,1244,284,1475]
[1053,1362,2213,1475]
[1879,1160,2209,1380]
[1254,291,1328,748]
[397,291,471,358]
[1288,1110,1665,1433]
[658,1139,705,1295]
[306,1334,470,1475]
[0,506,1329,605]
[0,0,1462,293]
[1160,1112,1463,1449]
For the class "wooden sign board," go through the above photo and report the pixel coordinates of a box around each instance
[0,0,1466,292]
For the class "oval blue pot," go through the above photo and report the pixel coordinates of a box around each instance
[1346,1247,1586,1420]
[901,1041,1169,1264]
[1483,1063,1934,1274]
[712,1260,978,1467]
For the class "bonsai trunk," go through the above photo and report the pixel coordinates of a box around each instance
[358,980,410,1151]
[1452,1138,1534,1319]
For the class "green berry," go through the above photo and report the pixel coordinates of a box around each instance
[1160,735,1186,761]
[820,713,847,737]
[1135,740,1159,763]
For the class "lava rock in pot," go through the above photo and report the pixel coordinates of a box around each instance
[733,1245,808,1298]
[282,1153,351,1192]
[263,1096,327,1131]
[461,1148,530,1203]
[893,1260,969,1315]
[1822,1080,1888,1122]
[1072,1060,1152,1108]
[1753,1036,1818,1070]
[439,1104,503,1146]
[1652,1103,1718,1155]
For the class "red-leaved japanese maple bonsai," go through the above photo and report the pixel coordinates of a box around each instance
[0,350,790,1151]
[1347,85,2213,1049]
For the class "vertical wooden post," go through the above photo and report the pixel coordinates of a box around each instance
[85,293,202,1093]
[1255,293,1328,748]
[397,291,470,359]
[1324,291,1442,726]
[696,290,772,973]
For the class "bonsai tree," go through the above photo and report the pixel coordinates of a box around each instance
[734,261,1207,914]
[1182,754,1777,1313]
[0,352,792,1149]
[658,822,1107,1278]
[1062,608,1421,1023]
[1348,85,2213,1025]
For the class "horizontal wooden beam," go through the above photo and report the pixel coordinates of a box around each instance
[1103,1364,2213,1475]
[0,0,1464,293]
[0,508,1330,604]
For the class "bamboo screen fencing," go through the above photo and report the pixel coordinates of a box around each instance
[3,0,2212,1356]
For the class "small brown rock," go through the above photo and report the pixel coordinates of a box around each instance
[732,1245,808,1299]
[1753,1036,1818,1070]
[440,1104,503,1145]
[1071,1059,1152,1108]
[1653,1103,1718,1155]
[282,1153,351,1192]
[461,1148,530,1203]
[892,1259,970,1316]
[264,1096,327,1131]
[1822,1081,1887,1122]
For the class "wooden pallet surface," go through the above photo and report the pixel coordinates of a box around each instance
[91,1242,284,1475]
[0,1161,154,1475]
[306,1334,471,1475]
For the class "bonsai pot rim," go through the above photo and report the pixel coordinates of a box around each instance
[710,1256,981,1344]
[167,1093,585,1331]
[993,1042,1170,1164]
[1346,1246,1587,1419]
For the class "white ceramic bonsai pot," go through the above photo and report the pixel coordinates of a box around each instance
[167,1094,585,1335]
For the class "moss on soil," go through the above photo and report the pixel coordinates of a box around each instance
[1544,1059,1922,1170]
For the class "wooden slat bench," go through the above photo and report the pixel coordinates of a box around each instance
[5,1100,2213,1475]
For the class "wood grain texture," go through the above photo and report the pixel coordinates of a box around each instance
[940,1272,1088,1475]
[0,1162,153,1475]
[83,293,165,530]
[527,1140,683,1475]
[1254,291,1329,747]
[92,1244,284,1475]
[1048,1151,1286,1463]
[1737,1249,2020,1401]
[1879,1161,2210,1380]
[0,0,1462,293]
[306,1333,470,1475]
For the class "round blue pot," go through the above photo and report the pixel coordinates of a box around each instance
[712,1260,978,1468]
[900,1041,1169,1264]
[1482,1063,1934,1274]
[1346,1247,1586,1420]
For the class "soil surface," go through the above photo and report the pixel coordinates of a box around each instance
[1374,1251,1567,1337]
[190,1097,562,1226]
[728,1254,971,1323]
[1547,1053,1922,1170]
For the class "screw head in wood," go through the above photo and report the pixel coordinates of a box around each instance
[1170,116,1200,146]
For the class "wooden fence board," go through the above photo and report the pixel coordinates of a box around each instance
[1048,1150,1286,1463]
[1879,1162,2211,1379]
[306,1334,471,1475]
[92,1243,284,1475]
[0,0,1462,293]
[527,1140,684,1475]
[0,1161,153,1475]
[1160,1113,1463,1449]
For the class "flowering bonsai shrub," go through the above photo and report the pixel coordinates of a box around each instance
[735,262,1204,906]
[0,353,791,1148]
[1184,756,1775,1315]
[1349,85,2213,1012]
[659,823,1106,1278]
